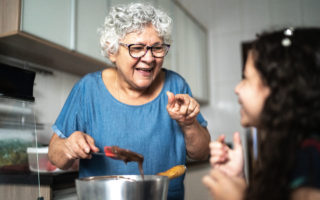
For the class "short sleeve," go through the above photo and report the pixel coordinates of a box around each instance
[52,81,86,138]
[290,136,320,189]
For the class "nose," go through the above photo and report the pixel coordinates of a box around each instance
[141,48,155,62]
[234,81,241,95]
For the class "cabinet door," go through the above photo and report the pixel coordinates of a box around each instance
[76,0,108,62]
[157,0,176,71]
[109,0,156,7]
[173,2,208,103]
[21,0,71,48]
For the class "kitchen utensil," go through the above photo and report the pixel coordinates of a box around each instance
[157,165,186,180]
[95,146,145,178]
[92,146,143,162]
[76,175,168,200]
[75,164,186,200]
[103,146,144,162]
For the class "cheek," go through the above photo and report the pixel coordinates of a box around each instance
[240,89,266,126]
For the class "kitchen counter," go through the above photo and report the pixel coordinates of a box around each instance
[0,170,78,200]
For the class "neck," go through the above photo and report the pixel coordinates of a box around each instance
[115,71,153,99]
[113,69,163,105]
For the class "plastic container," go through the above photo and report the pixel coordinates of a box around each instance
[0,96,35,170]
[27,147,78,173]
[27,147,58,173]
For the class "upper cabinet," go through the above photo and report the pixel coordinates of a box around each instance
[0,0,110,76]
[21,0,71,48]
[75,0,109,63]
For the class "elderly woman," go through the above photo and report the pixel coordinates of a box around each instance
[48,3,210,199]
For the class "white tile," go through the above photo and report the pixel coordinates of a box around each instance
[33,72,63,124]
[211,33,242,83]
[33,69,80,125]
[241,0,271,33]
[176,0,215,28]
[204,80,243,138]
[211,0,242,34]
[59,72,80,109]
[301,0,320,26]
[269,0,303,27]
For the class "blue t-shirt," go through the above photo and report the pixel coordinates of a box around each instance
[53,68,207,200]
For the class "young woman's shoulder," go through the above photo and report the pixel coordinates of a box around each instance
[290,133,320,190]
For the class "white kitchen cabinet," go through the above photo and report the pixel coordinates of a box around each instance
[76,0,109,63]
[21,0,71,48]
[171,1,209,103]
[109,0,156,7]
[0,0,109,76]
[156,0,176,72]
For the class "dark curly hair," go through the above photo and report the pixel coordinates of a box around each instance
[245,28,320,200]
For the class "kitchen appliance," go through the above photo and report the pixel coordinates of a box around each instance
[0,56,37,171]
[0,96,35,171]
[76,175,169,200]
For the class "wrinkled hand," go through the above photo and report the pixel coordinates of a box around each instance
[64,131,99,160]
[166,91,200,126]
[202,169,246,200]
[209,132,244,177]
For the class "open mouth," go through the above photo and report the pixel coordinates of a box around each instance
[135,67,154,73]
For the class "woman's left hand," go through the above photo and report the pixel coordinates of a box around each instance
[202,169,247,200]
[166,91,200,126]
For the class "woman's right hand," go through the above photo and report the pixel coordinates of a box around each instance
[48,131,99,169]
[209,132,244,177]
[64,131,100,160]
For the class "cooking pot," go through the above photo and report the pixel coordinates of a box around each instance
[76,175,169,200]
[76,165,186,200]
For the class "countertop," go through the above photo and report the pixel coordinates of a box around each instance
[0,169,78,189]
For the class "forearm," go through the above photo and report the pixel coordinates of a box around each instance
[48,133,76,170]
[180,121,211,160]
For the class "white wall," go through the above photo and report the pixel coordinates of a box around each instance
[178,0,320,200]
[32,68,80,143]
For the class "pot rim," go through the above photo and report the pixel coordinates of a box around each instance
[76,175,169,182]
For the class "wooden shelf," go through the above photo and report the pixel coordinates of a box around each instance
[0,32,110,76]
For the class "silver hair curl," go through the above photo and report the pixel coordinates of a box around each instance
[98,3,172,58]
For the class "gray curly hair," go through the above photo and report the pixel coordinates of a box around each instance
[98,2,172,58]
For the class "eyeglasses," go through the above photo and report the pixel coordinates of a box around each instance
[119,43,170,58]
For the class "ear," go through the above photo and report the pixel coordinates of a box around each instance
[105,42,117,63]
[108,51,117,63]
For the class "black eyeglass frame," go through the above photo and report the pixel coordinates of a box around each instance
[119,43,171,58]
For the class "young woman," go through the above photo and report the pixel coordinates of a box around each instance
[203,28,320,200]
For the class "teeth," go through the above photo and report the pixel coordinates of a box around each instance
[137,68,152,72]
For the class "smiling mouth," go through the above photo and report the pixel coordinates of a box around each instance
[135,67,154,73]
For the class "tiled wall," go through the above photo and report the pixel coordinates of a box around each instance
[32,68,80,142]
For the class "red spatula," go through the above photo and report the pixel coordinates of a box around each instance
[104,146,117,158]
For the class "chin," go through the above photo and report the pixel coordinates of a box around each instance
[135,80,154,88]
[240,117,253,127]
[241,121,251,127]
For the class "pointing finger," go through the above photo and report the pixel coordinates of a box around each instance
[166,91,175,108]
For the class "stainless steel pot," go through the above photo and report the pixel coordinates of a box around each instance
[76,175,169,200]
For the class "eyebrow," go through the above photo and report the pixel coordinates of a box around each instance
[133,42,162,46]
